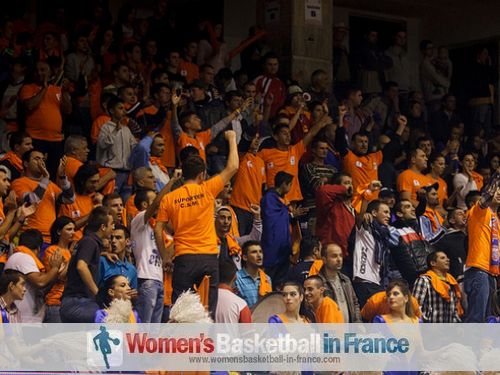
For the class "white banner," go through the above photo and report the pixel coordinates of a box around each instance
[0,323,496,372]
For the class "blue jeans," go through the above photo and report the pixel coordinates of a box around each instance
[60,296,99,323]
[43,305,62,323]
[464,267,496,322]
[136,278,164,323]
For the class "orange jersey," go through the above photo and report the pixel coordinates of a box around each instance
[258,141,306,202]
[43,245,72,305]
[178,129,211,162]
[126,194,139,220]
[230,153,267,211]
[11,177,62,242]
[58,194,94,241]
[426,175,448,206]
[157,175,224,257]
[343,150,382,191]
[19,84,63,141]
[396,169,432,203]
[65,156,83,186]
[471,171,484,191]
[466,203,500,275]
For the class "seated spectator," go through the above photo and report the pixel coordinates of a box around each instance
[0,269,26,323]
[234,240,272,309]
[216,259,252,323]
[417,183,445,242]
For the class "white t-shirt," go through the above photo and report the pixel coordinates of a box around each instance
[131,211,163,282]
[4,252,45,323]
[352,226,381,285]
[215,288,249,323]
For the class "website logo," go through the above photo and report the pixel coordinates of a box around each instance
[87,326,123,369]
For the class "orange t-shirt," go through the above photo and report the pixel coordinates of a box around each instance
[230,153,267,211]
[58,194,94,241]
[65,156,83,186]
[178,129,211,162]
[11,177,62,242]
[179,60,200,84]
[91,114,112,145]
[0,199,5,226]
[126,193,139,220]
[157,175,224,257]
[315,296,344,323]
[343,150,382,191]
[426,175,448,206]
[258,141,306,202]
[42,245,72,305]
[396,169,432,203]
[466,203,499,275]
[19,84,63,141]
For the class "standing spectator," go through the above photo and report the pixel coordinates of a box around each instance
[0,58,27,140]
[254,52,286,117]
[102,62,131,96]
[464,170,500,322]
[356,29,393,96]
[303,275,344,323]
[417,183,445,242]
[197,22,228,74]
[333,22,352,101]
[180,40,199,84]
[413,251,462,322]
[0,132,33,182]
[396,148,431,206]
[466,46,497,136]
[307,69,337,113]
[60,206,114,323]
[419,40,450,113]
[453,152,484,210]
[11,151,74,246]
[234,240,272,309]
[315,173,355,256]
[309,243,362,323]
[426,154,448,208]
[216,259,252,323]
[42,216,74,323]
[18,60,72,177]
[433,208,468,283]
[103,193,126,226]
[154,131,239,317]
[125,167,156,223]
[0,270,26,323]
[96,96,137,201]
[230,136,267,236]
[429,94,463,147]
[385,30,413,106]
[5,229,64,322]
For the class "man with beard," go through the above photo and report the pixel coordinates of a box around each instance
[391,199,432,287]
[315,173,355,257]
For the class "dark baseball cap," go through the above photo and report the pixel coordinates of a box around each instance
[423,182,439,192]
[379,187,396,199]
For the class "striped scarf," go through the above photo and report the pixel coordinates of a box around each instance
[491,210,500,275]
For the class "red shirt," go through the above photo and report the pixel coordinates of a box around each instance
[315,184,355,257]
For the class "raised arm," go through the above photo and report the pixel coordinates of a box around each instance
[144,169,182,223]
[355,181,382,228]
[479,169,500,208]
[218,130,239,184]
[170,93,183,142]
[303,111,332,148]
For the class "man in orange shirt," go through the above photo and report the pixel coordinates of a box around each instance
[258,112,332,203]
[464,169,500,322]
[338,110,408,193]
[11,150,75,247]
[64,135,116,195]
[426,154,448,208]
[304,275,344,323]
[18,60,72,178]
[397,148,432,206]
[230,136,267,235]
[0,131,33,181]
[179,40,199,84]
[155,130,239,317]
[59,164,103,240]
[170,92,244,162]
